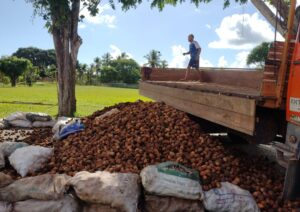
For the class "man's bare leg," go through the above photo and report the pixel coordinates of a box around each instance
[196,69,202,82]
[196,60,202,82]
[181,66,190,81]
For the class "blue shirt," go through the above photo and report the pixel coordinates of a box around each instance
[189,41,201,60]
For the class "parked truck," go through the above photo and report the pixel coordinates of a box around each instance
[139,0,300,200]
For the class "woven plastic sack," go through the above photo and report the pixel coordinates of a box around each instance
[68,171,140,212]
[203,182,259,212]
[141,162,203,200]
[9,146,53,177]
[0,174,70,202]
[13,195,80,212]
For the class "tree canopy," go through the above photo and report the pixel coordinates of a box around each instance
[110,58,140,83]
[247,42,271,68]
[13,47,56,69]
[149,0,248,10]
[0,56,32,87]
[144,50,163,68]
[76,53,141,85]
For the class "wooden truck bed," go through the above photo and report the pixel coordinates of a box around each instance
[140,68,260,136]
[145,81,261,99]
[139,42,292,137]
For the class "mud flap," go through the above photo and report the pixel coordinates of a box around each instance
[283,160,300,200]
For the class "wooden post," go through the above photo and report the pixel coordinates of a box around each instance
[276,0,296,107]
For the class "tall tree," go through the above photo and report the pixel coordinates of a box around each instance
[161,60,168,68]
[94,57,101,76]
[117,52,129,60]
[0,73,6,84]
[247,42,271,68]
[25,0,104,116]
[13,47,56,78]
[110,58,140,83]
[76,61,87,83]
[100,66,118,83]
[0,56,32,87]
[87,64,95,85]
[144,50,162,68]
[101,53,113,67]
[13,47,56,69]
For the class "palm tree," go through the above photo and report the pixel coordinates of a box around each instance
[144,50,162,68]
[76,63,88,84]
[94,57,101,76]
[86,64,95,85]
[117,52,129,60]
[161,60,168,68]
[101,53,113,66]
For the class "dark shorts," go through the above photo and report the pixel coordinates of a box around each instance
[188,59,199,69]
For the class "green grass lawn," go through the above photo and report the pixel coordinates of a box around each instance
[0,83,150,118]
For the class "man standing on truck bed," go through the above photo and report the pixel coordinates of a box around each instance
[182,34,201,81]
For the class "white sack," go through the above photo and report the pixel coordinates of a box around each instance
[13,195,80,212]
[0,173,13,188]
[9,146,53,177]
[25,112,52,122]
[8,120,32,128]
[144,195,204,212]
[0,174,70,202]
[32,120,56,128]
[5,112,27,122]
[203,182,259,212]
[0,119,9,129]
[83,204,118,212]
[68,171,140,212]
[0,201,12,212]
[141,162,203,200]
[0,142,28,168]
[0,142,28,156]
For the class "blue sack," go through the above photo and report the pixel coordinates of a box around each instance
[58,120,84,140]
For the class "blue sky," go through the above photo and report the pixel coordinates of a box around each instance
[0,0,286,68]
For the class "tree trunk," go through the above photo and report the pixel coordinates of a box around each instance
[251,0,286,37]
[251,0,298,36]
[51,0,81,117]
[11,77,16,87]
[269,0,298,35]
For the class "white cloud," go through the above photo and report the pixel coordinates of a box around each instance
[194,8,210,15]
[230,51,250,68]
[79,23,86,29]
[218,56,228,67]
[110,45,122,59]
[206,24,211,29]
[80,4,116,28]
[169,45,213,68]
[216,52,251,68]
[169,45,189,68]
[200,57,213,67]
[109,44,133,59]
[209,13,284,50]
